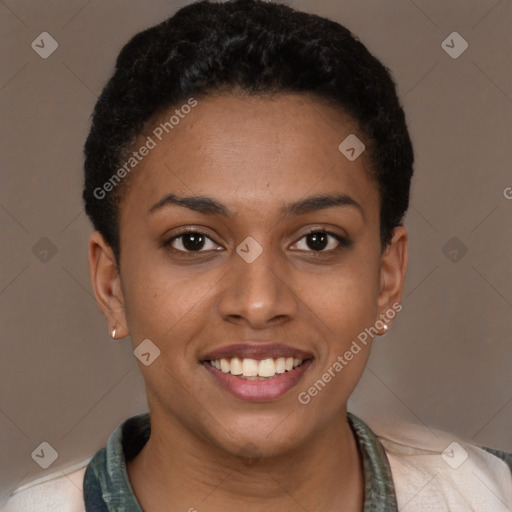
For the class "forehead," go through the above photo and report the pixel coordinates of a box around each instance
[120,93,378,220]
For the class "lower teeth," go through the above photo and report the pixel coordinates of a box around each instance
[238,375,274,380]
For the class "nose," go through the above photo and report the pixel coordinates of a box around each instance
[217,240,298,329]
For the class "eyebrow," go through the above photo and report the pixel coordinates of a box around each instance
[148,193,363,218]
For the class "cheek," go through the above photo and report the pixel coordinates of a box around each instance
[294,264,380,417]
[298,257,381,342]
[120,264,213,400]
[120,252,221,351]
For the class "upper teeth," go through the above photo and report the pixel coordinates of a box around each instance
[209,357,303,378]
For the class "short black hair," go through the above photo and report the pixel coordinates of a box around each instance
[83,0,414,266]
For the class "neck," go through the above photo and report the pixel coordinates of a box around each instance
[127,409,364,512]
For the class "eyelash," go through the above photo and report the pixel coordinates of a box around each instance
[162,227,352,256]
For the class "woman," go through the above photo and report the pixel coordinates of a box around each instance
[3,0,511,510]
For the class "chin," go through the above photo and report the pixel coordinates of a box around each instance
[207,415,312,461]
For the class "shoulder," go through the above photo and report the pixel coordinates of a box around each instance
[371,419,512,511]
[0,459,89,512]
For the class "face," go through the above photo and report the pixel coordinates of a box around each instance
[89,93,407,459]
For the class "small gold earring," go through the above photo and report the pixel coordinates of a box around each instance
[111,327,117,339]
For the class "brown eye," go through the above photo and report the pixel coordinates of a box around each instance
[164,231,220,253]
[305,231,329,251]
[292,230,351,253]
[181,232,206,251]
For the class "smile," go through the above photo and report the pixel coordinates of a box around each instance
[203,356,313,402]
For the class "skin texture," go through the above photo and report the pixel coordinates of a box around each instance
[88,93,408,511]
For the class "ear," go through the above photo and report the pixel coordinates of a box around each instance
[376,226,408,332]
[88,231,129,339]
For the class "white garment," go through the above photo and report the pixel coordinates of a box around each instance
[379,421,512,512]
[1,423,511,511]
[0,459,89,512]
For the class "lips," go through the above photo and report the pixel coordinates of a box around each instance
[200,343,314,402]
